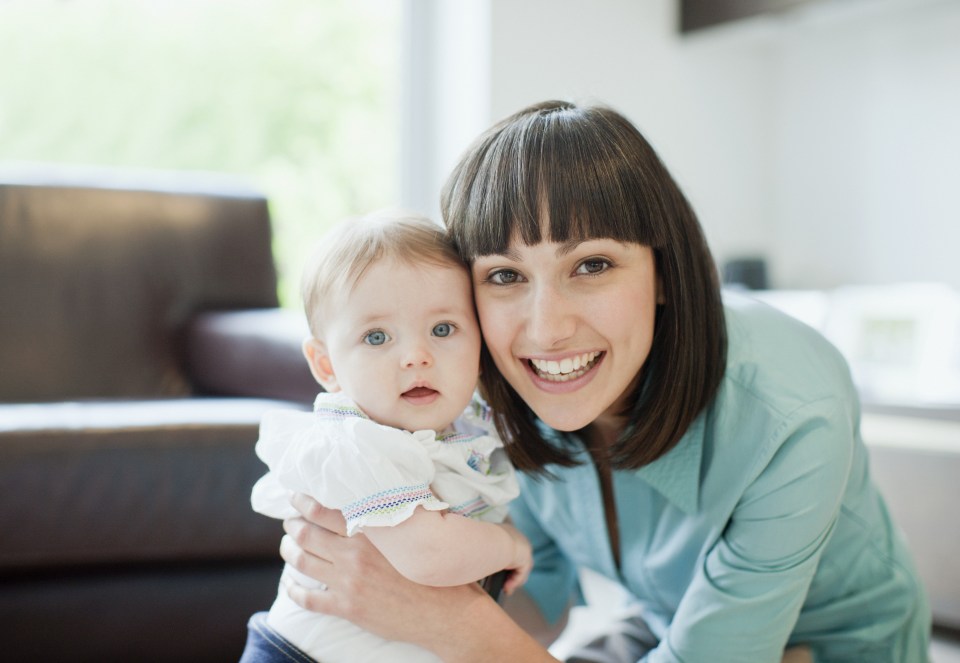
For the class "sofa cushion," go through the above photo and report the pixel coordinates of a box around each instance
[0,398,307,569]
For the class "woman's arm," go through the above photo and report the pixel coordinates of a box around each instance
[500,584,571,647]
[363,507,532,593]
[281,494,559,663]
[646,403,851,662]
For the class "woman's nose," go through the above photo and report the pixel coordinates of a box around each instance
[525,283,576,349]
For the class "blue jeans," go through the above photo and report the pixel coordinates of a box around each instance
[238,612,316,663]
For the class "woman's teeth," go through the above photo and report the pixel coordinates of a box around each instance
[529,352,601,382]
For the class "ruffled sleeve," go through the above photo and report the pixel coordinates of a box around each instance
[250,406,448,536]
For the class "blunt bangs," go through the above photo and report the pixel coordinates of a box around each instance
[445,102,670,261]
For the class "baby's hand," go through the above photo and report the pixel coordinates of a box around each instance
[500,522,532,596]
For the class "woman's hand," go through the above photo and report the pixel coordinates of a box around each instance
[500,522,533,596]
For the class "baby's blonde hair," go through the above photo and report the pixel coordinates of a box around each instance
[301,211,467,338]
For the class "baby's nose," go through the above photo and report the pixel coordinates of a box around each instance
[402,343,433,368]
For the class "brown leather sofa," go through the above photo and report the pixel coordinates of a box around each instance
[0,166,318,662]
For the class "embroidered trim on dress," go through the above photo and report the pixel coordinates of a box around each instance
[449,497,494,520]
[437,431,475,445]
[342,483,434,523]
[314,401,368,422]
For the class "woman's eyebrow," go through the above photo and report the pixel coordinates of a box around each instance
[482,247,523,261]
[481,238,597,261]
[556,239,587,257]
[557,238,628,256]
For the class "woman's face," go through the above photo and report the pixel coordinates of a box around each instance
[471,236,660,435]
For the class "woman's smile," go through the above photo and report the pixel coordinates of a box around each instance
[527,351,603,381]
[522,350,605,396]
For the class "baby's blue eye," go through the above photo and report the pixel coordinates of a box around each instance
[363,330,389,345]
[432,323,453,337]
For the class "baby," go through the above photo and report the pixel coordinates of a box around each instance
[244,212,530,663]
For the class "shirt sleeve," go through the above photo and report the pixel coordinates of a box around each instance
[509,476,580,626]
[251,409,446,535]
[647,399,855,663]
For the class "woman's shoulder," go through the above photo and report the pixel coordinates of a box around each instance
[699,293,862,488]
[720,291,858,417]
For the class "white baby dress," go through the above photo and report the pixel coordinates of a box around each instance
[251,391,519,663]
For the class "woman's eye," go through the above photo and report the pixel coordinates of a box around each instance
[432,322,454,337]
[363,330,389,346]
[488,269,521,285]
[576,258,611,276]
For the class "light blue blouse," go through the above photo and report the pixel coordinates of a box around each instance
[510,293,930,663]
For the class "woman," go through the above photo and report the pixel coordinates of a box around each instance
[277,101,930,662]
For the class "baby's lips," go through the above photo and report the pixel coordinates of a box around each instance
[402,386,438,398]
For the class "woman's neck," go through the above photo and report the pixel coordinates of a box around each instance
[586,413,626,452]
[584,417,623,571]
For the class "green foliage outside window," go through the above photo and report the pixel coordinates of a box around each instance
[0,0,400,307]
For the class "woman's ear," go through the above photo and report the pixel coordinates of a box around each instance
[302,337,341,392]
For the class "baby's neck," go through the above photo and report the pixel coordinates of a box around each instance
[425,420,457,435]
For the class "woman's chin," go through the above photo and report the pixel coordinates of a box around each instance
[530,404,596,433]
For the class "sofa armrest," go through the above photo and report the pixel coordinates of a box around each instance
[186,309,318,404]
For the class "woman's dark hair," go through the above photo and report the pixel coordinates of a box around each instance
[441,100,727,472]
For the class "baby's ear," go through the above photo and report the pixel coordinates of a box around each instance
[302,337,341,392]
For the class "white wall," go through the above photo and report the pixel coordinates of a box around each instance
[406,0,960,290]
[769,0,960,288]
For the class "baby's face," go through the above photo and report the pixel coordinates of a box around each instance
[320,258,481,432]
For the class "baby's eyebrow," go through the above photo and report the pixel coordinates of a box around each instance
[354,313,389,326]
[426,306,469,317]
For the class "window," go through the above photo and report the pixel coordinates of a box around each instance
[0,0,400,305]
